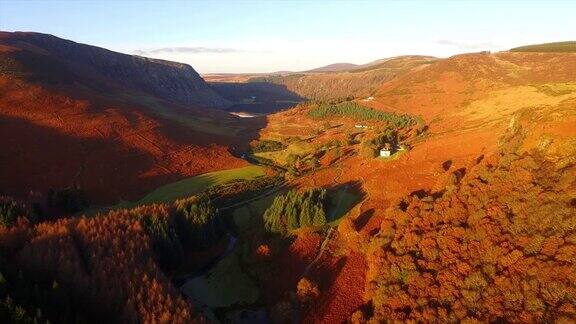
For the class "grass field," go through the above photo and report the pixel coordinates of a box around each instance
[456,84,576,124]
[137,165,265,205]
[254,140,314,165]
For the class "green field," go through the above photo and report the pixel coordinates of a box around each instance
[510,41,576,53]
[137,165,265,205]
[254,140,313,166]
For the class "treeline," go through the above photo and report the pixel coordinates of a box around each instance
[264,189,327,235]
[307,101,418,128]
[1,187,88,227]
[0,196,27,227]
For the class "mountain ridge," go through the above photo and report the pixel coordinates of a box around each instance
[0,31,231,108]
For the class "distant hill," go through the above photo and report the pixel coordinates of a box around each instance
[510,41,576,53]
[247,55,439,101]
[0,32,252,203]
[305,63,359,73]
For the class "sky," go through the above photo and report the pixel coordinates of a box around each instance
[1,0,575,73]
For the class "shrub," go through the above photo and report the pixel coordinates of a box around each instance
[0,197,27,227]
[47,187,88,213]
[296,277,320,303]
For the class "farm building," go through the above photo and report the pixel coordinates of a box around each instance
[380,148,391,157]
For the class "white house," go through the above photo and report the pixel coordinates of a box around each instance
[380,148,391,157]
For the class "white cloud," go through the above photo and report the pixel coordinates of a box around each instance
[133,46,244,55]
[434,39,499,50]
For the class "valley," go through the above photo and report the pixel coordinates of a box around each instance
[1,29,575,324]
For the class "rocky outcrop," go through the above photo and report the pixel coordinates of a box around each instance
[0,31,231,108]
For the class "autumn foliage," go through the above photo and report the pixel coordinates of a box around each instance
[361,136,576,322]
[0,205,199,323]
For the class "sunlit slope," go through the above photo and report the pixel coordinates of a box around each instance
[0,32,252,203]
[251,56,438,101]
[511,41,576,53]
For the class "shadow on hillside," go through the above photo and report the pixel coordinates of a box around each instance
[2,84,277,208]
[0,115,208,205]
[327,180,366,223]
[354,208,374,231]
[210,81,304,114]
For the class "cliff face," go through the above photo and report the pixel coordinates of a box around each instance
[0,31,231,108]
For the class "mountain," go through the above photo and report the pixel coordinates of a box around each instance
[0,31,231,108]
[0,32,254,204]
[305,62,359,73]
[206,56,439,112]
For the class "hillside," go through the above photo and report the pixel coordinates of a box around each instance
[510,41,576,53]
[207,56,438,113]
[305,62,359,73]
[0,32,231,108]
[254,50,576,322]
[1,33,575,324]
[248,55,438,101]
[0,32,254,204]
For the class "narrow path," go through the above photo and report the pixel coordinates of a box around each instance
[302,227,334,277]
[294,161,349,322]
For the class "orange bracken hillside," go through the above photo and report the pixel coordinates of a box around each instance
[0,32,257,204]
[255,50,576,322]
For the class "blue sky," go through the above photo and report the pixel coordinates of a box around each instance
[1,0,575,73]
